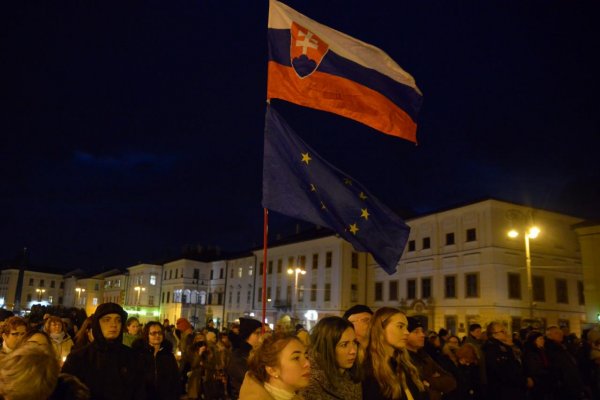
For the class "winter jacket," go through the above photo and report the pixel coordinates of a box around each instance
[299,354,361,400]
[408,348,457,400]
[227,340,252,399]
[482,337,527,400]
[132,339,180,400]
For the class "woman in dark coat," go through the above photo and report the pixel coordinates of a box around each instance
[523,331,554,400]
[132,321,181,400]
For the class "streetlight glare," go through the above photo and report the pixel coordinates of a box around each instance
[508,230,519,238]
[287,268,294,275]
[528,226,540,239]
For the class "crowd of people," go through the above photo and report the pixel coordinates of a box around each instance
[1,303,600,400]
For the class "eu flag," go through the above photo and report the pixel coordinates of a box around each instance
[262,106,410,275]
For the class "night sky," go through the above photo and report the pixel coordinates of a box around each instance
[1,1,599,272]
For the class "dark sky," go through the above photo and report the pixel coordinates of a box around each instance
[1,1,599,272]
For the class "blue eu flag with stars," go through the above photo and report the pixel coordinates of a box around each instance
[262,106,410,275]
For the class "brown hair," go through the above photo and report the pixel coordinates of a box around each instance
[247,332,302,383]
[1,316,27,335]
[44,316,66,333]
[456,343,478,365]
[367,307,424,398]
[73,317,94,349]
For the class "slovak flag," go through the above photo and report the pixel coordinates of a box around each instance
[267,0,423,143]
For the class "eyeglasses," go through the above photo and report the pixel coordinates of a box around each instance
[149,331,163,336]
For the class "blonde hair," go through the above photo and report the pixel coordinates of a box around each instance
[367,307,424,398]
[0,343,60,400]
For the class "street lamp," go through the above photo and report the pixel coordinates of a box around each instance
[75,287,85,306]
[287,267,306,322]
[35,288,45,302]
[134,286,146,305]
[508,226,540,318]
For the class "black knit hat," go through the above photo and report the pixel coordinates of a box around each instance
[239,317,262,341]
[342,304,373,320]
[407,316,423,332]
[91,302,128,343]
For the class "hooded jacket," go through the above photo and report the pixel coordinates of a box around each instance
[132,338,180,400]
[62,303,146,400]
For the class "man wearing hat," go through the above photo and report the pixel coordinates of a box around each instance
[406,316,456,400]
[62,302,146,400]
[226,317,262,399]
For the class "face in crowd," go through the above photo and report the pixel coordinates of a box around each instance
[383,313,409,352]
[127,319,141,336]
[347,312,371,344]
[406,326,426,352]
[335,327,358,371]
[148,324,164,347]
[99,313,122,340]
[2,324,27,350]
[267,339,311,392]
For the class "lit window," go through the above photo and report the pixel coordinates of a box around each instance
[92,297,98,306]
[150,275,157,285]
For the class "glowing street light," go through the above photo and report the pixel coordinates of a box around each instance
[508,226,541,318]
[35,288,46,302]
[75,287,85,306]
[287,267,306,321]
[134,286,146,305]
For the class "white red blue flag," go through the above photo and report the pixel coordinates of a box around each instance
[267,0,423,143]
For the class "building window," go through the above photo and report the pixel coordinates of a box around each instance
[375,282,383,302]
[533,276,545,302]
[445,316,457,335]
[465,273,479,298]
[286,285,292,303]
[169,270,173,279]
[577,281,585,305]
[229,291,233,305]
[249,265,253,276]
[167,291,170,303]
[150,275,156,286]
[94,283,99,291]
[312,254,319,269]
[326,252,332,268]
[175,269,178,279]
[422,277,432,299]
[58,296,63,305]
[29,278,34,286]
[236,291,241,304]
[164,271,167,280]
[466,228,477,242]
[298,285,304,302]
[27,294,32,302]
[259,262,263,275]
[50,280,55,288]
[210,270,214,279]
[422,237,431,250]
[324,283,331,302]
[407,279,416,300]
[219,268,224,279]
[230,269,234,279]
[92,298,98,306]
[351,284,358,302]
[258,288,262,302]
[407,240,415,252]
[389,281,398,301]
[218,293,223,305]
[267,287,272,301]
[48,295,53,304]
[444,275,456,298]
[268,261,273,275]
[311,284,317,302]
[299,255,306,268]
[351,252,359,269]
[59,282,64,289]
[556,279,568,304]
[247,290,251,303]
[508,273,522,299]
[281,259,287,273]
[148,295,154,306]
[162,292,165,304]
[40,279,45,287]
[445,233,455,245]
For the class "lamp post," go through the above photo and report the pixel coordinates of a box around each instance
[75,287,85,307]
[508,226,540,318]
[134,286,146,305]
[35,288,45,302]
[287,267,306,322]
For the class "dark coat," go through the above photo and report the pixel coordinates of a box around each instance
[437,356,481,400]
[544,339,587,399]
[408,349,457,400]
[62,340,146,400]
[523,346,554,400]
[132,339,181,400]
[482,337,527,400]
[226,340,252,400]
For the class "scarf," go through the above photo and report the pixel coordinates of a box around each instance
[264,382,296,400]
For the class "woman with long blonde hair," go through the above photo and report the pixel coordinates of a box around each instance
[362,307,426,400]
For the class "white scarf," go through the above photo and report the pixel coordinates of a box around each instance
[264,382,296,400]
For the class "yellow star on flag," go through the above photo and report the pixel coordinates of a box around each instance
[320,201,327,210]
[359,192,368,201]
[349,223,359,235]
[301,152,312,164]
[361,208,370,220]
[344,178,353,186]
[310,184,317,192]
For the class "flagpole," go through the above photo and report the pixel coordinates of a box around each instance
[262,207,269,332]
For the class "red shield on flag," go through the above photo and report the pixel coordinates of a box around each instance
[290,22,329,78]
